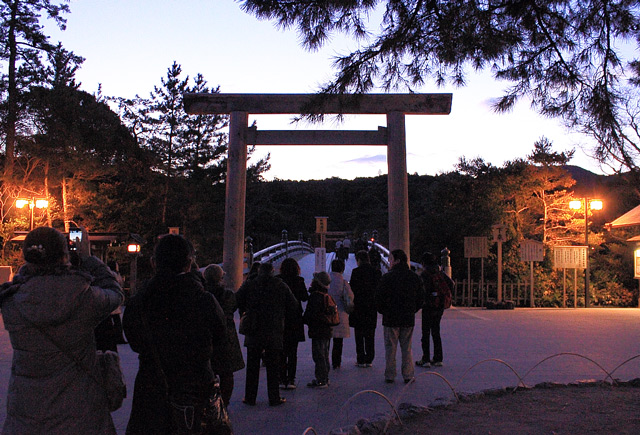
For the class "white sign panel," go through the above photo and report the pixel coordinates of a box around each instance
[553,246,588,269]
[464,237,488,258]
[315,247,327,272]
[520,240,544,262]
[635,249,640,279]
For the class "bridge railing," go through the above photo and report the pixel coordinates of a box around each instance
[368,242,424,273]
[251,240,315,267]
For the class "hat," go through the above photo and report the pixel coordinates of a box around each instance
[313,271,331,287]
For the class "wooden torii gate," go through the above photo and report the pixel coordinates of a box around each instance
[183,93,452,290]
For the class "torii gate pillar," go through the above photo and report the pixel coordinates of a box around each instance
[223,111,249,291]
[386,112,410,256]
[184,93,452,290]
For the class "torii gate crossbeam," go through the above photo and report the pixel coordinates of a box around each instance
[183,93,452,291]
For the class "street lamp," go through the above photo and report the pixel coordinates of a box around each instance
[569,198,603,307]
[15,198,49,230]
[127,235,143,296]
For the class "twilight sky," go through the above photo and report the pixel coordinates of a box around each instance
[44,0,610,180]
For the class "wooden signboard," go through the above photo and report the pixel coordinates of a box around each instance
[315,217,328,234]
[315,248,327,273]
[553,246,588,269]
[464,237,488,258]
[520,240,544,262]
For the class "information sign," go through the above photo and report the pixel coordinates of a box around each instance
[464,237,488,258]
[553,246,588,269]
[520,240,544,262]
[315,217,328,234]
[315,247,327,272]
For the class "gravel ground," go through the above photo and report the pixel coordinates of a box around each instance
[385,381,640,435]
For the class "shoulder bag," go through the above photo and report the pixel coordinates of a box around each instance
[140,312,233,434]
[342,281,354,314]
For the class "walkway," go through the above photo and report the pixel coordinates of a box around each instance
[0,253,639,434]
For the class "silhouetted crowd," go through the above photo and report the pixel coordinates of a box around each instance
[0,229,453,434]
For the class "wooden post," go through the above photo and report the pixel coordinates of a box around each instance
[386,112,410,259]
[467,257,471,307]
[563,268,567,308]
[530,261,535,307]
[481,257,485,306]
[497,240,503,303]
[223,111,248,291]
[574,268,578,308]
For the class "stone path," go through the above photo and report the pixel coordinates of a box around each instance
[112,308,640,433]
[0,253,639,434]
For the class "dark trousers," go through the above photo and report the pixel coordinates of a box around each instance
[280,339,299,384]
[421,309,444,362]
[245,346,281,404]
[354,328,375,364]
[331,337,343,368]
[312,338,330,383]
[218,372,234,406]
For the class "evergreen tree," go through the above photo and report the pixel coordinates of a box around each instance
[0,0,70,180]
[525,137,579,245]
[116,62,270,227]
[181,74,227,183]
[21,45,141,231]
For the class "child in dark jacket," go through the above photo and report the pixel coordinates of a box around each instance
[303,271,333,388]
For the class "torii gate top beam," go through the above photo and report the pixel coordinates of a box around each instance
[183,93,452,115]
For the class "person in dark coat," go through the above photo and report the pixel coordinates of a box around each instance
[123,234,227,434]
[275,258,308,389]
[376,249,424,384]
[303,271,333,388]
[369,246,383,271]
[349,250,381,367]
[416,252,454,368]
[236,262,298,406]
[203,264,245,405]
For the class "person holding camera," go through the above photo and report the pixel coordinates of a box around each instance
[0,226,123,434]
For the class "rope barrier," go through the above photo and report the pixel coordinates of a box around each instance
[331,389,401,434]
[520,352,617,385]
[316,352,640,434]
[455,358,528,391]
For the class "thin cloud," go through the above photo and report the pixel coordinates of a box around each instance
[343,154,387,164]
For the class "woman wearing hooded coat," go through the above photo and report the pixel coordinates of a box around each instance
[327,259,354,369]
[0,226,123,434]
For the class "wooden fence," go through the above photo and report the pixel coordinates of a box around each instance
[452,280,532,307]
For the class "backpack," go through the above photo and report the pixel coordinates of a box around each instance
[426,271,453,310]
[322,293,341,326]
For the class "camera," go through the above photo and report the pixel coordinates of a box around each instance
[68,228,82,251]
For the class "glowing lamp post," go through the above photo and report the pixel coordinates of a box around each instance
[127,243,141,254]
[127,242,141,295]
[16,198,49,230]
[569,198,603,307]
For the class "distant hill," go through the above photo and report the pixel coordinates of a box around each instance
[563,165,638,221]
[562,165,607,194]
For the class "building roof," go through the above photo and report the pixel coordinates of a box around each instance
[608,204,640,229]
